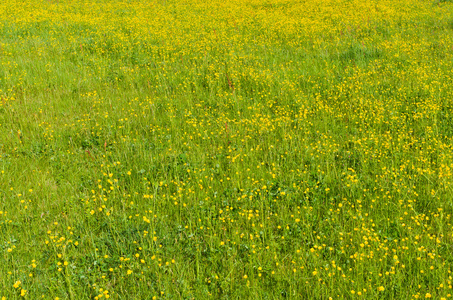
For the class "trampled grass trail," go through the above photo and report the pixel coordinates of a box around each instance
[1,0,453,298]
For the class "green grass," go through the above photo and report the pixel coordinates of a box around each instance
[1,0,453,298]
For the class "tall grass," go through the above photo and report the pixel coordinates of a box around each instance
[1,0,453,298]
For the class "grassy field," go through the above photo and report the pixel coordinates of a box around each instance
[1,0,453,298]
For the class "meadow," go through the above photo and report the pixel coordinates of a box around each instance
[1,0,453,298]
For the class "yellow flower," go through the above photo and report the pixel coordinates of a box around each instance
[13,280,21,288]
[378,286,385,292]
